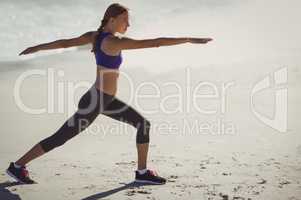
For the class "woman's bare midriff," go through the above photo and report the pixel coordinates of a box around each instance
[94,65,119,96]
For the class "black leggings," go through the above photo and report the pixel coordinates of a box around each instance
[39,85,150,153]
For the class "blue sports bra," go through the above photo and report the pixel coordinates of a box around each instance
[94,31,123,69]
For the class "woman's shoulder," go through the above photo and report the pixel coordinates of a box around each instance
[78,31,98,43]
[101,33,123,53]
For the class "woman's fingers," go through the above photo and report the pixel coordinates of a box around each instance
[19,48,30,55]
[19,49,28,55]
[19,47,37,55]
[205,38,213,42]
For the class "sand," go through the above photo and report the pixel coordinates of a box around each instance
[0,49,300,200]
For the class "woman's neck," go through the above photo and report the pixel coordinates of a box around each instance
[102,27,115,35]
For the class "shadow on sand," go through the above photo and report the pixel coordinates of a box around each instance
[82,181,158,200]
[0,181,24,200]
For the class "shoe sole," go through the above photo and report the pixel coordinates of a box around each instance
[6,169,26,184]
[134,179,166,185]
[6,169,36,184]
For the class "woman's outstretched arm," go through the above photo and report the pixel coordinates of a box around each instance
[106,36,213,51]
[19,31,96,55]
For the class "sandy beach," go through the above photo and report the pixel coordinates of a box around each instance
[1,0,301,199]
[0,49,300,199]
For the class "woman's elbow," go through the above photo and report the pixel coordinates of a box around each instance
[120,39,160,50]
[56,39,75,48]
[138,39,161,49]
[59,40,70,48]
[153,38,162,47]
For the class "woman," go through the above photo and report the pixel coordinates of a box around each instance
[6,3,212,184]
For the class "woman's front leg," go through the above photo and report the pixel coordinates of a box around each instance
[101,96,151,170]
[136,143,149,170]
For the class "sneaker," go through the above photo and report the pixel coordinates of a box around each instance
[135,169,166,185]
[6,162,35,184]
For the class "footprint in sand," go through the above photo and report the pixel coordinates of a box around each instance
[175,163,182,167]
[222,172,232,176]
[167,175,178,182]
[233,196,248,200]
[219,193,229,200]
[199,163,207,169]
[115,161,136,166]
[257,178,267,184]
[278,179,291,188]
[125,188,151,196]
[83,184,96,190]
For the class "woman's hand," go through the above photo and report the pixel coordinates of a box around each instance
[188,38,213,44]
[19,46,40,55]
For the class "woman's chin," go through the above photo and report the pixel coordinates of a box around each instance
[118,30,127,35]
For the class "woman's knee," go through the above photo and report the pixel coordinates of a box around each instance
[136,118,151,144]
[39,134,67,153]
[38,116,88,153]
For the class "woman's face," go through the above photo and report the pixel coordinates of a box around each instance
[112,11,130,34]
